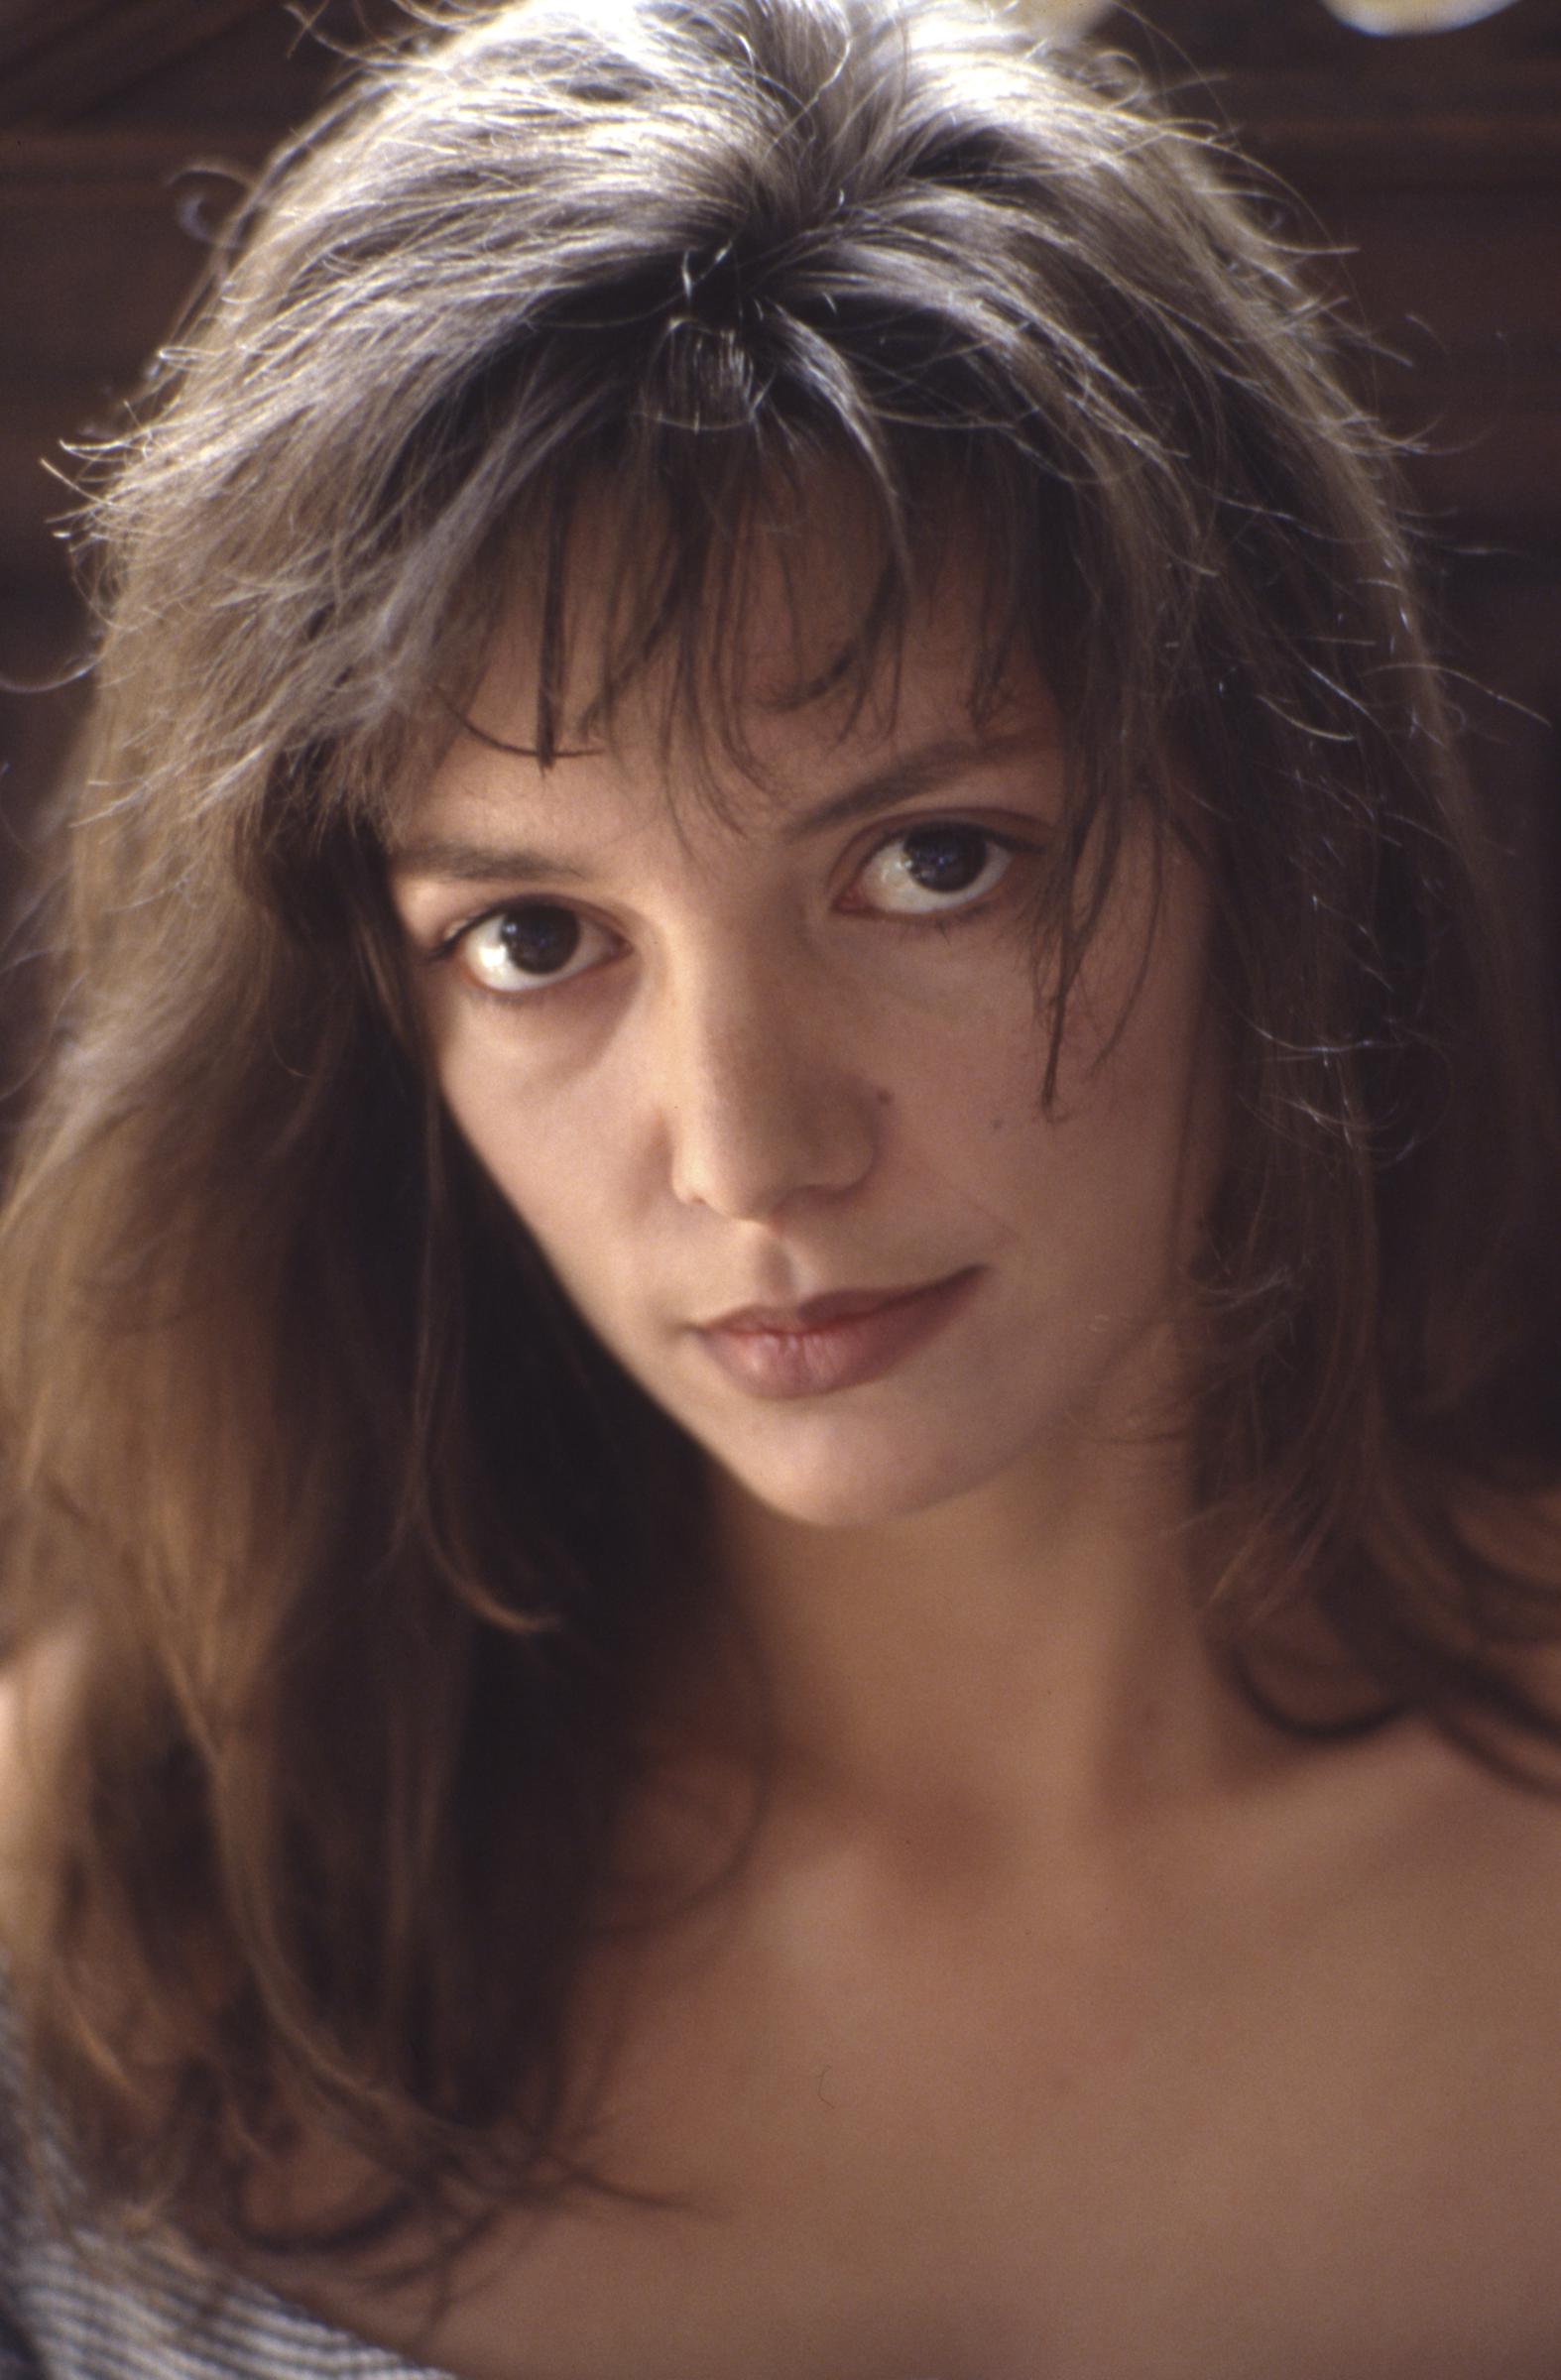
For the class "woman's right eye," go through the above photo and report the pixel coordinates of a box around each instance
[447,903,618,999]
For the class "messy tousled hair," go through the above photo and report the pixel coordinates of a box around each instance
[2,0,1559,2265]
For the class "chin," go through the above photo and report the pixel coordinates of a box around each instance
[705,1416,1020,1534]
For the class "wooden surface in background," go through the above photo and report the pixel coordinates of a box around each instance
[2,0,1558,1109]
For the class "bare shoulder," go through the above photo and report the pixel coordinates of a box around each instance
[1246,1468,1561,1992]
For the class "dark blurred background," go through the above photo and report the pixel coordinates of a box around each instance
[2,0,1558,1147]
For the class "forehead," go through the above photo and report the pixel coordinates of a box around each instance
[413,479,1054,834]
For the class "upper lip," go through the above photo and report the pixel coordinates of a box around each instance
[699,1272,970,1335]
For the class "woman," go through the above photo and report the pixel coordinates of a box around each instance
[2,0,1561,2371]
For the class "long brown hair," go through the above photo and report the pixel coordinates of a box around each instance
[1,0,1558,2264]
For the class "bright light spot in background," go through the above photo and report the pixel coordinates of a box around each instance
[1006,0,1523,32]
[1321,0,1521,29]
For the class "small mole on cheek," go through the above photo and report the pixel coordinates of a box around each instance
[874,1087,893,1108]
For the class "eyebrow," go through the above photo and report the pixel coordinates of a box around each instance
[388,727,1052,887]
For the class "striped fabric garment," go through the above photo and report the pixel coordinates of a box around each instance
[0,2005,454,2380]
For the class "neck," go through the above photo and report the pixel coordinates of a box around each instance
[693,1426,1275,1850]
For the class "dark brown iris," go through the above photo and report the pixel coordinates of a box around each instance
[901,825,987,893]
[500,905,581,975]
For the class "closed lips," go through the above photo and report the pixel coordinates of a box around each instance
[691,1270,982,1399]
[704,1277,966,1334]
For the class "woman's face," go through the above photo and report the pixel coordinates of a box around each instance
[390,551,1221,1533]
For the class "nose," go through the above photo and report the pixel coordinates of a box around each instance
[654,952,880,1222]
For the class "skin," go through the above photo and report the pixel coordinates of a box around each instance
[305,539,1561,2379]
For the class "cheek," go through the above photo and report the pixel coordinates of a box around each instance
[432,1030,588,1232]
[433,1034,661,1349]
[464,1104,602,1244]
[1062,908,1221,1251]
[990,870,1219,1243]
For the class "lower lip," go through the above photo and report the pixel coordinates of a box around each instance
[696,1269,981,1400]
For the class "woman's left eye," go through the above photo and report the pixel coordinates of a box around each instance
[846,823,1015,918]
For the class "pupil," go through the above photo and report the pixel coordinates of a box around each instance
[500,906,580,975]
[904,825,985,893]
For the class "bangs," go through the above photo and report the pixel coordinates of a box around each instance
[457,436,1051,788]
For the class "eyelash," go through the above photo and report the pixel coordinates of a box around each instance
[426,820,1032,1010]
